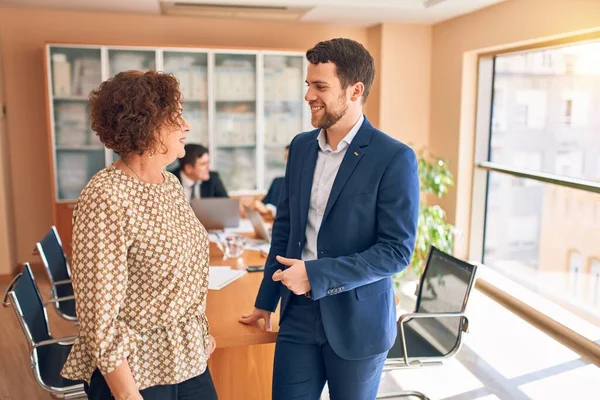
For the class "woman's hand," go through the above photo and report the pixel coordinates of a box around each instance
[208,334,217,356]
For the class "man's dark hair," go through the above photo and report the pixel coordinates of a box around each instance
[179,143,208,168]
[306,38,375,103]
[285,145,290,150]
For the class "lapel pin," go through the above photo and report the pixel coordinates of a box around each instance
[353,151,359,156]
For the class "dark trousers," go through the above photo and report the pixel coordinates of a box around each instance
[273,295,387,400]
[84,367,218,400]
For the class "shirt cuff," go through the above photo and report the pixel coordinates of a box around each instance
[265,203,277,216]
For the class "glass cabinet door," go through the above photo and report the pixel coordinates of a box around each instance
[49,46,104,201]
[163,51,209,147]
[263,54,304,189]
[108,49,156,77]
[214,53,257,191]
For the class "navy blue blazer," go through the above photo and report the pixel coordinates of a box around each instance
[262,177,284,207]
[255,116,420,360]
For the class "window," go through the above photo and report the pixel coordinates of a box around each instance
[487,42,600,183]
[591,260,600,307]
[564,99,573,125]
[475,39,600,328]
[555,151,584,177]
[515,90,547,129]
[563,92,591,127]
[491,82,507,133]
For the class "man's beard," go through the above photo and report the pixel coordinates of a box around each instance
[314,95,348,130]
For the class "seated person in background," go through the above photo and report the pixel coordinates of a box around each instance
[171,143,228,200]
[254,145,289,218]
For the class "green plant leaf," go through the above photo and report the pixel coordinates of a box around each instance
[396,147,457,282]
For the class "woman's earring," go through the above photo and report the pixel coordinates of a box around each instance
[148,150,155,159]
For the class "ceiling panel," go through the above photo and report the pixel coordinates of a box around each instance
[0,0,506,24]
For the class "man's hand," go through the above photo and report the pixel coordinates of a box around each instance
[238,196,255,219]
[254,199,269,215]
[239,308,273,332]
[272,256,311,295]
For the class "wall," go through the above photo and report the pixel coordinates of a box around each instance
[0,31,17,276]
[379,23,431,149]
[0,6,368,270]
[430,0,600,258]
[364,23,431,149]
[364,25,382,128]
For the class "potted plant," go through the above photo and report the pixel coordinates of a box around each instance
[395,148,456,295]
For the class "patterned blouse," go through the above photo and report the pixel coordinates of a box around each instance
[61,165,211,390]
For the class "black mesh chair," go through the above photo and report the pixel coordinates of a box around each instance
[377,246,478,400]
[2,263,85,398]
[37,226,77,322]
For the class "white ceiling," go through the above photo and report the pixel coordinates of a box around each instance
[0,0,506,25]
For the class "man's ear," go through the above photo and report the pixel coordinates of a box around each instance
[350,82,364,102]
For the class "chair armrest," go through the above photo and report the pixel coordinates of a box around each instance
[54,279,72,286]
[398,311,466,323]
[44,295,75,304]
[33,335,78,349]
[397,312,468,366]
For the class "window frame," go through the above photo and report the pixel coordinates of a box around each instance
[470,50,600,263]
[466,30,600,366]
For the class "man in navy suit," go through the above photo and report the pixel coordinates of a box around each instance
[240,38,419,400]
[170,143,228,200]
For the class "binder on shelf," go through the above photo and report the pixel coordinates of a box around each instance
[72,57,101,96]
[52,53,72,97]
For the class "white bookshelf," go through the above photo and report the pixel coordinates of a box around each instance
[46,43,310,202]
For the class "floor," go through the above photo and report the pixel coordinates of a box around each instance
[2,270,598,400]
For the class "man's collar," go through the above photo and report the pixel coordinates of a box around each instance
[180,170,196,187]
[317,114,365,152]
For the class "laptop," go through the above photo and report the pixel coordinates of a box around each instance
[244,205,271,243]
[190,198,240,230]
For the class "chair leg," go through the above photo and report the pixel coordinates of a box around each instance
[62,390,87,399]
[376,390,430,400]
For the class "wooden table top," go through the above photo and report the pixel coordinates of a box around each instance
[206,239,280,349]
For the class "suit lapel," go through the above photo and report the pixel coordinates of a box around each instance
[299,138,319,235]
[322,118,374,221]
[200,181,208,197]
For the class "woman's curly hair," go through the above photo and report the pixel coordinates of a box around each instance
[89,70,183,156]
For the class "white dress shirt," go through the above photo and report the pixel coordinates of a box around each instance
[301,114,364,262]
[180,171,200,202]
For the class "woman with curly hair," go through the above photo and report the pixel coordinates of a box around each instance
[61,70,218,400]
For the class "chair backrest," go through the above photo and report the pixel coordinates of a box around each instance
[4,263,52,346]
[37,226,71,284]
[409,246,477,356]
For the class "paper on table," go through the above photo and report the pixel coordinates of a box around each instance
[208,266,247,290]
[244,241,270,255]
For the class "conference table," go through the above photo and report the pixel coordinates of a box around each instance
[206,234,279,400]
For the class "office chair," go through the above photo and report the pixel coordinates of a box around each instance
[37,226,77,322]
[377,246,478,400]
[2,263,86,399]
